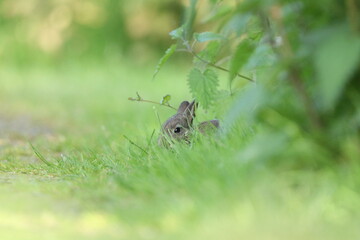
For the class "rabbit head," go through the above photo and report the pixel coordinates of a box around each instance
[158,100,219,146]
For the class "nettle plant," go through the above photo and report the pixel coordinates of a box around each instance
[152,1,259,111]
[133,0,360,155]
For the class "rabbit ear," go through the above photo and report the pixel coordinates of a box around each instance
[184,100,197,123]
[209,119,219,128]
[177,101,190,113]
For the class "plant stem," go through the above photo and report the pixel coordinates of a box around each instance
[184,42,255,82]
[288,68,322,130]
[128,98,177,110]
[259,11,322,131]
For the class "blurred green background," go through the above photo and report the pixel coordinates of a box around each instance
[0,0,185,64]
[1,0,360,239]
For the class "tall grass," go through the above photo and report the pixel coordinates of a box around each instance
[1,61,360,239]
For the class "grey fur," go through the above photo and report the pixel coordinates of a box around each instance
[158,100,219,146]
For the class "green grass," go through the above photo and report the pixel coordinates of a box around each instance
[1,60,360,239]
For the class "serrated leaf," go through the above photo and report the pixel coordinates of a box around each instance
[229,39,255,83]
[315,27,360,111]
[169,26,184,40]
[153,44,177,80]
[194,32,224,42]
[187,68,219,110]
[160,95,171,104]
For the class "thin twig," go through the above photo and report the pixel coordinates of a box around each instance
[128,92,177,111]
[184,42,255,82]
[216,56,231,66]
[129,98,177,110]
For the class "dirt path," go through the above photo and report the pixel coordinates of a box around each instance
[0,115,54,164]
[0,115,52,137]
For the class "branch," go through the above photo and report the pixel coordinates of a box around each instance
[184,42,255,83]
[128,92,177,110]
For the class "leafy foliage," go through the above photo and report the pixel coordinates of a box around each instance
[160,94,171,105]
[314,26,360,111]
[153,44,177,80]
[157,0,360,160]
[169,26,185,40]
[229,39,256,83]
[188,68,219,110]
[194,41,221,65]
[194,32,224,42]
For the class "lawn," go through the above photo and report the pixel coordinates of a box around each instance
[1,60,360,240]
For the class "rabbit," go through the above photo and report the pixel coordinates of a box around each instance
[158,100,219,146]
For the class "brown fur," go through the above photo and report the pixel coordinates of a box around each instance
[158,100,219,146]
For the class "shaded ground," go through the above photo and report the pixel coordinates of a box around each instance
[0,114,52,138]
[0,172,57,184]
[0,114,55,164]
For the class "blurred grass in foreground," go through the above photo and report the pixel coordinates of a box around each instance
[1,61,360,239]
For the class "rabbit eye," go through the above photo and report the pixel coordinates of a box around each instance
[174,127,181,133]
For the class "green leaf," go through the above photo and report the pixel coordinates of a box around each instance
[223,13,251,36]
[187,68,219,110]
[246,16,263,40]
[169,26,184,40]
[222,84,265,134]
[315,27,360,111]
[153,44,177,80]
[243,44,275,71]
[160,95,171,105]
[194,32,224,42]
[194,41,221,66]
[229,39,255,83]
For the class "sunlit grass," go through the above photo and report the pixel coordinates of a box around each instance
[1,60,360,239]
